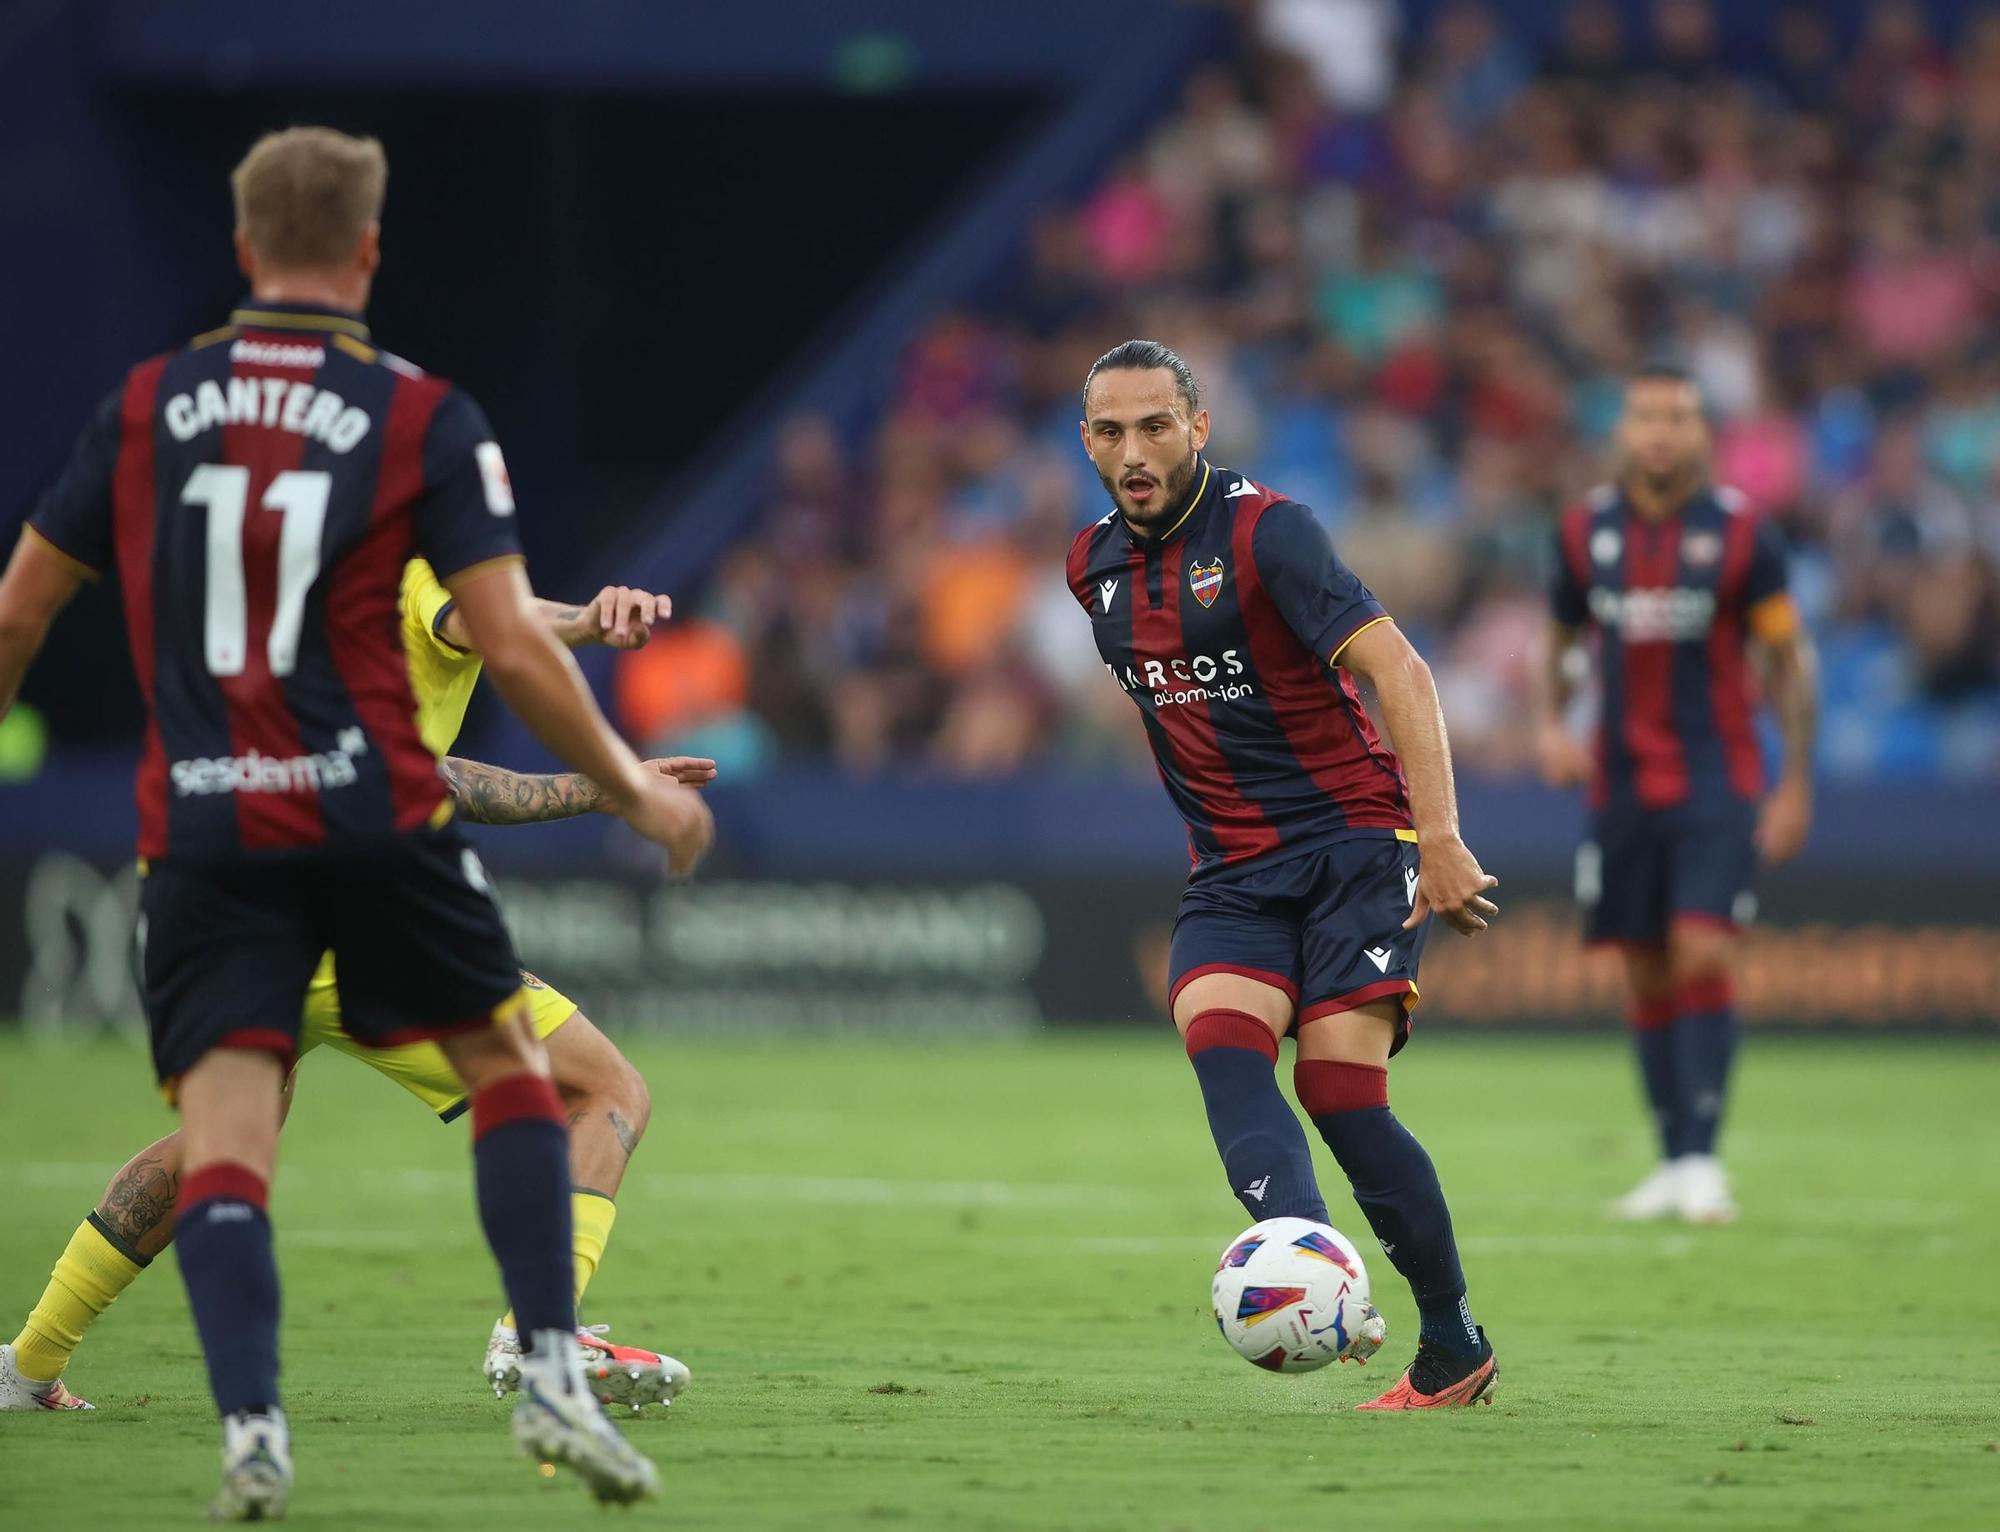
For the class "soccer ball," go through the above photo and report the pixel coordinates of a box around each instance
[1210,1216,1385,1373]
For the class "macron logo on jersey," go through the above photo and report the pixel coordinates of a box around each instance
[1099,579,1118,612]
[1225,478,1257,498]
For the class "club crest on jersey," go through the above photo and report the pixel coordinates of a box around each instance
[1189,558,1225,608]
[1682,530,1724,566]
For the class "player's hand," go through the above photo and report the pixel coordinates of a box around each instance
[1756,776,1812,865]
[616,775,714,876]
[644,755,718,788]
[1536,726,1592,789]
[581,586,672,650]
[1403,835,1499,936]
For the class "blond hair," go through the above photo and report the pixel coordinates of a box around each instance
[231,127,388,270]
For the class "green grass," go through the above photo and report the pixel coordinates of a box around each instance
[1,1030,1997,1529]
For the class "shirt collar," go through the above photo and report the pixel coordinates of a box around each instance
[228,298,371,340]
[1123,458,1214,547]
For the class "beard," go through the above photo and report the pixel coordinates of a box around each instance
[1101,445,1201,531]
[1621,449,1704,503]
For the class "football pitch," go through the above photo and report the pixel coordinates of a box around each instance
[2,1029,1995,1530]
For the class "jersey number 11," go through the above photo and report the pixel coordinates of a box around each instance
[180,464,331,679]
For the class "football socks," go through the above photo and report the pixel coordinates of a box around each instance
[1184,1009,1330,1224]
[1296,1059,1481,1359]
[471,1075,576,1348]
[501,1188,618,1330]
[1631,993,1681,1158]
[9,1214,147,1383]
[174,1163,280,1417]
[1672,977,1739,1158]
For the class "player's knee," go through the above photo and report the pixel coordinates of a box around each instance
[619,1058,652,1137]
[587,1045,651,1139]
[1172,973,1293,1036]
[443,1017,551,1094]
[1667,924,1733,986]
[1295,1001,1400,1067]
[1620,944,1673,1001]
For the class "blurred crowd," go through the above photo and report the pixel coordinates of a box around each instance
[621,0,2000,783]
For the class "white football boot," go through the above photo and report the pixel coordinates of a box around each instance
[1608,1161,1684,1221]
[209,1408,292,1522]
[0,1342,94,1411]
[1674,1154,1739,1225]
[509,1331,660,1505]
[485,1320,689,1411]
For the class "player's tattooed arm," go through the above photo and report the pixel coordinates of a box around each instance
[442,755,719,825]
[442,756,608,824]
[95,1136,184,1261]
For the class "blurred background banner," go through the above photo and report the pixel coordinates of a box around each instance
[5,0,2000,1033]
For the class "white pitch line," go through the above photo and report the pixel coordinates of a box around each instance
[19,1163,1154,1209]
[629,1171,1141,1208]
[21,1162,123,1187]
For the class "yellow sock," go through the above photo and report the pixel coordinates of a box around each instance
[571,1190,618,1309]
[10,1216,147,1383]
[500,1191,618,1331]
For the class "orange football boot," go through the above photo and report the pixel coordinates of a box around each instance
[1355,1327,1497,1411]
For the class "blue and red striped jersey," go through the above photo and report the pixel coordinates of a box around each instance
[1551,483,1789,812]
[28,301,523,860]
[1068,459,1411,877]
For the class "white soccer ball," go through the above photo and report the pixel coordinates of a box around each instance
[1210,1216,1385,1374]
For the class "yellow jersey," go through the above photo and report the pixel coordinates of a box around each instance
[398,557,485,757]
[306,559,481,994]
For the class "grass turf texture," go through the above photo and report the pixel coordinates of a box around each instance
[1,1030,1996,1530]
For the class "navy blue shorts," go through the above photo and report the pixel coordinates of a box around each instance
[1168,834,1427,1055]
[1577,798,1757,947]
[139,827,525,1090]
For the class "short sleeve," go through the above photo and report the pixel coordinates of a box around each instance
[399,557,468,658]
[27,388,123,579]
[1249,499,1386,665]
[1742,517,1789,607]
[410,388,523,584]
[1551,524,1589,626]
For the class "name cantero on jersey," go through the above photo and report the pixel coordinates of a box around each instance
[162,377,373,453]
[1109,650,1256,708]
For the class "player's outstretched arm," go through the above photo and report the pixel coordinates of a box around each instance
[1338,618,1499,936]
[439,585,672,653]
[442,754,717,825]
[445,561,713,873]
[0,533,88,719]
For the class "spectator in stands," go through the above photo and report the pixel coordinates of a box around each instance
[650,0,2000,784]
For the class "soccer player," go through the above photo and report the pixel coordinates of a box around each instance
[1534,364,1817,1225]
[1,558,708,1417]
[1068,341,1500,1410]
[0,127,712,1515]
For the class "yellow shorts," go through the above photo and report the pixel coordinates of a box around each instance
[298,963,579,1122]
